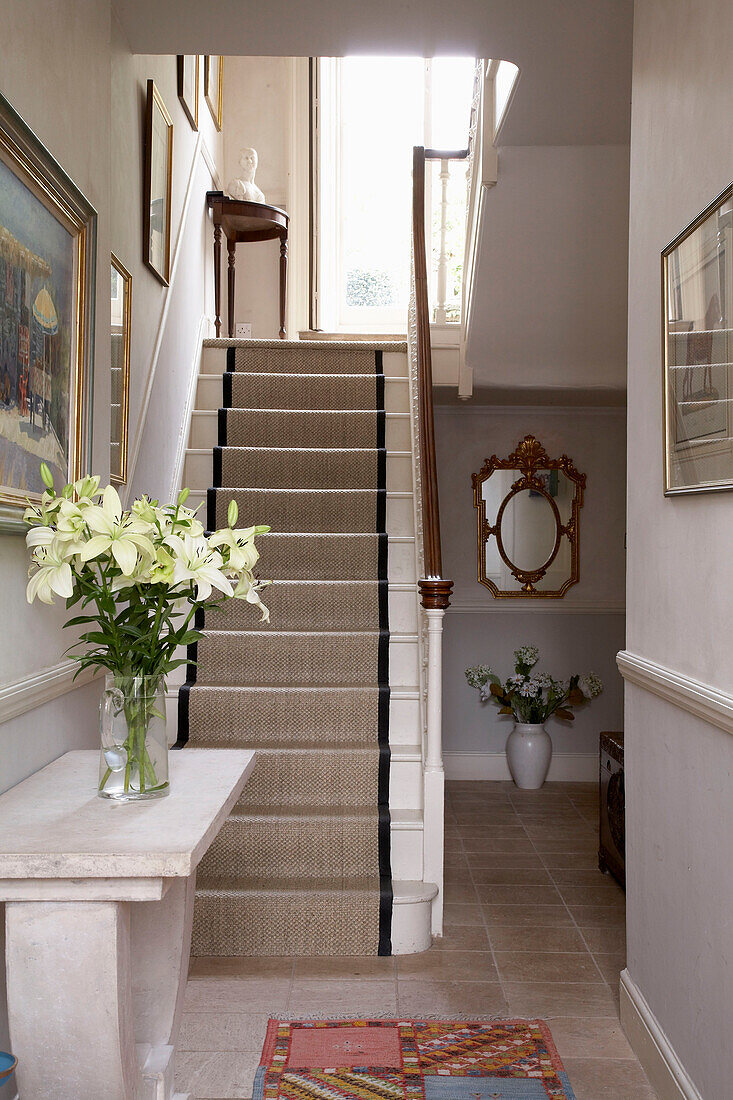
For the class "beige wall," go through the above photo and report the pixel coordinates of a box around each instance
[624,0,733,1094]
[0,6,224,1087]
[435,405,626,762]
[0,5,110,1089]
[110,22,223,502]
[466,144,630,393]
[222,56,298,339]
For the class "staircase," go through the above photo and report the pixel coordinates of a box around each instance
[176,338,437,955]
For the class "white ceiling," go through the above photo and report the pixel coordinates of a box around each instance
[112,0,633,144]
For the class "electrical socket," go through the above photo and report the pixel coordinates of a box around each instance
[235,322,252,339]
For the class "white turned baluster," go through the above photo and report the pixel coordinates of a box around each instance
[424,608,445,771]
[423,606,446,935]
[434,159,450,324]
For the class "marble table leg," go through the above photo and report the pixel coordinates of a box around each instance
[131,875,196,1049]
[5,880,196,1100]
[6,900,140,1099]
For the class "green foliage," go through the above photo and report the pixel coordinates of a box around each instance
[345,267,396,308]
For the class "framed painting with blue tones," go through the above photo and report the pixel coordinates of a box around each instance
[0,91,96,532]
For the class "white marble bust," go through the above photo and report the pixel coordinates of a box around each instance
[227,147,266,203]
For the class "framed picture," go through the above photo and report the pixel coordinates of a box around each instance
[204,56,223,131]
[662,183,733,494]
[177,55,199,131]
[143,80,173,286]
[0,91,96,532]
[110,254,131,485]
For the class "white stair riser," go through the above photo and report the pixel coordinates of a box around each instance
[189,410,412,450]
[200,347,410,379]
[390,638,420,688]
[389,758,424,810]
[195,374,410,414]
[390,826,423,879]
[382,351,409,378]
[388,539,416,583]
[384,379,409,413]
[389,696,421,740]
[387,589,418,633]
[182,450,414,494]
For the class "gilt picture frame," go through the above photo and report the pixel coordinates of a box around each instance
[143,80,173,286]
[0,90,96,532]
[177,55,199,131]
[204,55,223,131]
[110,254,131,486]
[662,183,733,495]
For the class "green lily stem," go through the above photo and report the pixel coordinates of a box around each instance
[99,682,165,794]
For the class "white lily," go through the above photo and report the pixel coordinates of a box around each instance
[80,485,156,576]
[25,525,56,554]
[24,490,62,528]
[208,524,267,572]
[168,533,233,600]
[54,498,91,556]
[26,546,74,604]
[232,571,270,621]
[172,505,205,539]
[73,474,101,502]
[131,495,160,526]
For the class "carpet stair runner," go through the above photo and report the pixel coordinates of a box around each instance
[179,343,393,956]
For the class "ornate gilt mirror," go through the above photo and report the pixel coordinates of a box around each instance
[472,435,586,597]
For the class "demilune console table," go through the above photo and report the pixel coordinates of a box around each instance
[206,191,289,340]
[0,748,255,1100]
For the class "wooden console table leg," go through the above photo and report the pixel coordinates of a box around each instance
[213,224,222,339]
[279,236,288,340]
[6,900,140,1099]
[227,238,236,339]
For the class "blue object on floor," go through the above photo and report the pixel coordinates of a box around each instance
[0,1051,16,1081]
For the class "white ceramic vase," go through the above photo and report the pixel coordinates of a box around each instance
[505,722,553,789]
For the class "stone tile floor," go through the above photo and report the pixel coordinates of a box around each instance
[176,780,657,1099]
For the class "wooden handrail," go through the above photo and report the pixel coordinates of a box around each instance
[412,145,454,612]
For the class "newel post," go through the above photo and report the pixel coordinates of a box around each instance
[419,579,452,935]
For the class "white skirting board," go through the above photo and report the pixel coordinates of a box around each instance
[620,970,702,1100]
[443,751,597,782]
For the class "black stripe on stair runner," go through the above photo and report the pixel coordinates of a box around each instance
[375,349,392,955]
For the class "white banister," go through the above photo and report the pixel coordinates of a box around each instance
[459,59,499,399]
[423,606,446,933]
[424,608,446,772]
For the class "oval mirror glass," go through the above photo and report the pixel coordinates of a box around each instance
[499,488,558,572]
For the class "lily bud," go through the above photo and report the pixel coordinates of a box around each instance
[227,499,239,528]
[178,487,190,506]
[40,462,54,490]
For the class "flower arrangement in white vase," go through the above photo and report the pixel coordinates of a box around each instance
[465,645,603,789]
[25,463,269,801]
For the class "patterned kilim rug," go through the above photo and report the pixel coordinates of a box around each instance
[252,1019,577,1100]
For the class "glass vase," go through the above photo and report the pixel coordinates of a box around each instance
[98,675,169,801]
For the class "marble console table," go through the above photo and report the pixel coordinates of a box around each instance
[0,748,255,1100]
